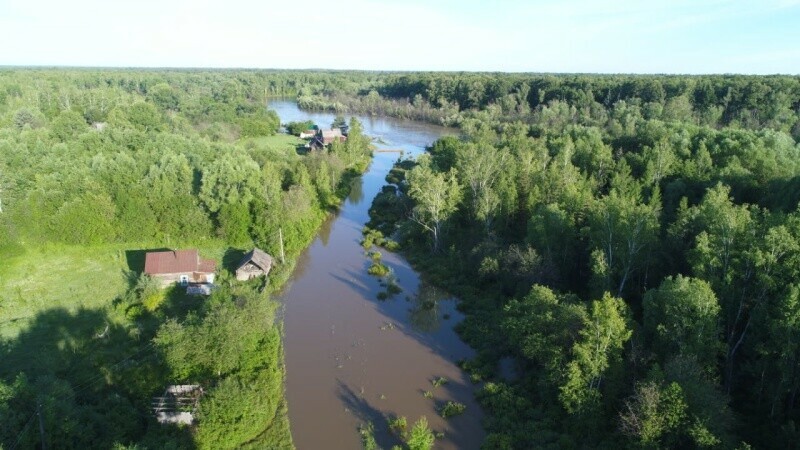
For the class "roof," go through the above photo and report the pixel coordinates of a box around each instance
[321,129,343,139]
[237,248,274,271]
[144,250,216,275]
[310,136,325,149]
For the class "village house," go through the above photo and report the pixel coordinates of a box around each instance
[309,128,347,150]
[143,249,216,288]
[235,248,274,281]
[321,128,346,144]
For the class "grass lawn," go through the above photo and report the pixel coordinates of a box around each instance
[0,240,228,339]
[242,133,306,153]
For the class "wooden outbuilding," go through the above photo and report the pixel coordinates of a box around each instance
[143,249,216,288]
[235,248,274,281]
[152,384,203,425]
[299,129,317,139]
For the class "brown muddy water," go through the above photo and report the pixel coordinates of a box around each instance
[271,100,484,450]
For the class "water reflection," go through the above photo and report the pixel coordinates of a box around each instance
[347,173,365,205]
[408,282,451,333]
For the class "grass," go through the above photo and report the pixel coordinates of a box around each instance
[0,243,129,339]
[243,134,306,159]
[244,133,305,150]
[0,240,227,339]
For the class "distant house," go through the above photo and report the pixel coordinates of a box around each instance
[143,249,216,288]
[320,128,346,145]
[299,129,317,139]
[235,248,274,281]
[309,128,347,150]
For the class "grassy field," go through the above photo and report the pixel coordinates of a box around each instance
[0,239,294,448]
[245,133,305,149]
[0,241,227,338]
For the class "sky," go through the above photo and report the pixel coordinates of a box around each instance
[0,0,798,74]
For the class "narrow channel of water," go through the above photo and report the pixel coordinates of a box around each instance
[271,100,484,450]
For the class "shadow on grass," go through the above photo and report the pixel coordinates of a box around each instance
[222,248,248,273]
[124,248,171,273]
[0,307,194,449]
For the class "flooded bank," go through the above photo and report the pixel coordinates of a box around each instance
[271,100,484,449]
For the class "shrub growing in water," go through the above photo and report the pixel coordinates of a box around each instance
[439,401,466,418]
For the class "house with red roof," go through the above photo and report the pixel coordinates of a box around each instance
[143,249,216,288]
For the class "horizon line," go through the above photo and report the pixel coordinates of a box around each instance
[0,64,797,77]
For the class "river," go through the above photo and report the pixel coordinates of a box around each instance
[270,100,484,450]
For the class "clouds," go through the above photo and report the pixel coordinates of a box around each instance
[0,0,797,73]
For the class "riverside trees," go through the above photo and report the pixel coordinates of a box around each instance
[367,72,800,448]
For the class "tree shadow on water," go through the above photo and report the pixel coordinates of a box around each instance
[0,307,194,449]
[337,379,401,450]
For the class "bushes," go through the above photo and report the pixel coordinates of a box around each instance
[285,120,315,136]
[52,192,117,244]
[439,401,466,419]
[195,371,289,449]
[155,287,280,381]
[368,262,390,277]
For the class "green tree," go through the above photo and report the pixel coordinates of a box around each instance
[588,164,661,296]
[456,143,507,231]
[406,156,462,252]
[50,110,87,141]
[643,276,722,369]
[503,285,586,381]
[406,416,435,450]
[560,293,632,414]
[285,120,314,135]
[218,202,252,246]
[125,102,164,132]
[345,117,370,163]
[200,151,262,213]
[147,82,180,111]
[53,191,117,244]
[619,381,688,448]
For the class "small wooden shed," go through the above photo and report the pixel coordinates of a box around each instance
[235,248,274,281]
[152,384,203,425]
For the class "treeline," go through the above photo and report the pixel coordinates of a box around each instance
[368,74,800,448]
[300,73,800,137]
[0,69,371,449]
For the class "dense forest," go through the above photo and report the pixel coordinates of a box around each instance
[0,69,370,449]
[361,73,800,448]
[1,68,800,449]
